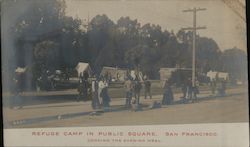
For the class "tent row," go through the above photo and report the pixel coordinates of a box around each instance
[15,62,229,82]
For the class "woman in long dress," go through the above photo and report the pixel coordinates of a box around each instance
[162,80,174,105]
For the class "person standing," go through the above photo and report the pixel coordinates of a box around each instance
[221,80,226,96]
[83,71,89,100]
[134,78,142,109]
[218,79,226,96]
[98,77,105,105]
[11,73,23,109]
[162,80,174,105]
[181,81,187,99]
[91,75,100,109]
[124,77,133,107]
[100,80,111,111]
[77,74,84,102]
[193,79,199,101]
[82,79,88,101]
[210,79,217,95]
[144,77,152,99]
[186,78,193,100]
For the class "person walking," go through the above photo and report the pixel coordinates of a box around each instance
[124,77,133,107]
[144,77,152,99]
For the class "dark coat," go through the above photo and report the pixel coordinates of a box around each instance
[162,86,174,105]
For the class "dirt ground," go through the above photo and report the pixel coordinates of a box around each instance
[4,86,248,128]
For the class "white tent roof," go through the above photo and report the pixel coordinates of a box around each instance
[15,67,26,73]
[207,71,217,78]
[75,62,91,76]
[207,71,229,80]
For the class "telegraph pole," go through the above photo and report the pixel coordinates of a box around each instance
[182,7,206,88]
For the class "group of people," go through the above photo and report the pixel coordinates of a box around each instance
[123,75,154,109]
[90,75,111,111]
[79,73,153,111]
[78,72,112,111]
[81,73,199,111]
[180,78,199,102]
[78,72,228,112]
[210,79,227,96]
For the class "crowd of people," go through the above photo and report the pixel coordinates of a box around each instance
[77,71,179,112]
[77,71,228,112]
[9,70,227,111]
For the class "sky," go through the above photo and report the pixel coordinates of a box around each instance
[65,0,247,51]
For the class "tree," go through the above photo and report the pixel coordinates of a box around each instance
[2,0,87,90]
[196,36,221,73]
[221,47,247,82]
[88,14,115,69]
[33,40,59,70]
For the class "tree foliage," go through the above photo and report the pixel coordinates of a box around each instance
[7,0,247,81]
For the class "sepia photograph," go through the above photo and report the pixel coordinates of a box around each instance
[1,0,249,146]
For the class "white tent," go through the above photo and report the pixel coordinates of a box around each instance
[55,70,62,74]
[15,67,26,73]
[159,68,191,81]
[101,66,128,81]
[206,70,229,81]
[75,62,92,77]
[218,72,229,80]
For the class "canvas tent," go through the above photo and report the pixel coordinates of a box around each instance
[159,68,177,81]
[206,70,229,81]
[100,66,144,82]
[101,66,128,81]
[159,68,191,81]
[75,62,92,77]
[15,67,27,73]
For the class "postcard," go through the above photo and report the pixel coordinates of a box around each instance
[2,0,249,146]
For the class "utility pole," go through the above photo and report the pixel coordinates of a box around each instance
[182,7,206,88]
